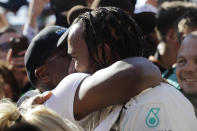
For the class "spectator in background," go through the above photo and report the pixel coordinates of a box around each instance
[0,26,30,97]
[23,0,50,42]
[67,5,91,25]
[154,1,197,89]
[135,0,158,14]
[156,1,196,69]
[135,0,188,14]
[176,8,197,43]
[6,36,31,96]
[86,0,94,7]
[91,0,136,13]
[0,80,5,99]
[0,99,82,131]
[0,61,20,102]
[90,0,157,58]
[50,0,86,28]
[0,10,8,29]
[0,27,18,61]
[23,0,88,43]
[0,0,28,13]
[176,31,197,116]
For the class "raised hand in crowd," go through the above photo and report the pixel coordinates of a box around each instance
[6,49,29,90]
[27,0,49,28]
[23,0,50,42]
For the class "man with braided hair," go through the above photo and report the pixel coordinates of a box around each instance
[44,7,197,130]
[68,7,145,73]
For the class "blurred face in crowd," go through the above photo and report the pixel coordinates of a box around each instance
[176,32,197,95]
[178,19,197,43]
[0,32,18,61]
[0,75,16,101]
[67,23,96,74]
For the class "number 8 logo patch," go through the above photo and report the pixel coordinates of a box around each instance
[145,108,160,128]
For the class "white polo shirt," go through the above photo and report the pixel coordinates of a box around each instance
[96,83,197,131]
[44,73,197,131]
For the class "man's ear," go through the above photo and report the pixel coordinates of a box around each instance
[166,28,180,49]
[35,66,51,83]
[97,43,111,64]
[166,29,178,43]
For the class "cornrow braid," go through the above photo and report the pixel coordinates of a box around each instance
[73,7,145,70]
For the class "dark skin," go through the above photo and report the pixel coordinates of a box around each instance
[34,46,71,92]
[67,23,95,73]
[36,55,162,120]
[32,22,162,121]
[67,23,162,120]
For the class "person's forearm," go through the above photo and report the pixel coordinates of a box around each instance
[74,57,162,120]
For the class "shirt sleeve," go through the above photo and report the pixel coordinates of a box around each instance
[44,73,90,123]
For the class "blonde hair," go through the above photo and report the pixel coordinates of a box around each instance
[0,99,21,130]
[0,99,82,131]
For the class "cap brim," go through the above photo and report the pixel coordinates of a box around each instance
[57,27,71,47]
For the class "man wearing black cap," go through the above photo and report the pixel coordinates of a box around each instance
[17,25,71,106]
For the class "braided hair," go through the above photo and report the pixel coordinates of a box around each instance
[73,7,145,70]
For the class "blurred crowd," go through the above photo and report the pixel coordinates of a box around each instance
[0,0,197,130]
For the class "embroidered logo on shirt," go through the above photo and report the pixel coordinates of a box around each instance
[56,28,66,35]
[145,108,160,128]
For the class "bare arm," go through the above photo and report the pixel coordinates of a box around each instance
[23,0,49,42]
[74,57,162,120]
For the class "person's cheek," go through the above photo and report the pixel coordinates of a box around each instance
[68,60,76,74]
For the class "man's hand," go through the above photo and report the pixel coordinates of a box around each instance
[6,49,28,87]
[31,91,52,105]
[6,49,26,70]
[28,0,49,28]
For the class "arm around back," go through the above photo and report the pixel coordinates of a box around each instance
[74,57,162,120]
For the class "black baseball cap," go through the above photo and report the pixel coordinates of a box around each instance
[25,26,67,85]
